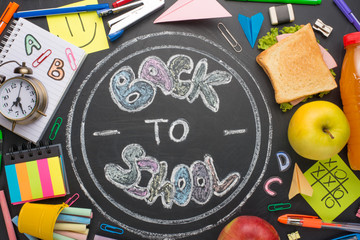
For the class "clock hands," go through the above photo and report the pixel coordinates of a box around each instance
[9,82,25,115]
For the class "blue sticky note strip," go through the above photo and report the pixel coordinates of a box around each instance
[4,165,22,203]
[12,216,39,240]
[238,12,264,48]
[57,213,91,225]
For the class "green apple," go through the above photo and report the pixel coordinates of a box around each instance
[288,101,350,160]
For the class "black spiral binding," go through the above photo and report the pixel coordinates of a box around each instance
[0,19,22,64]
[7,140,53,161]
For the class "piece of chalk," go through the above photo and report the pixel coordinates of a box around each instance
[54,231,88,240]
[54,223,87,233]
[94,235,117,240]
[60,207,92,217]
[57,214,91,225]
[53,232,76,240]
[0,190,17,240]
[269,4,295,25]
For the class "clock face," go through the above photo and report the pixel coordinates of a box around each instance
[0,77,37,120]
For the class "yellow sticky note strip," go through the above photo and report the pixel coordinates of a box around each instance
[48,156,66,196]
[302,155,360,222]
[26,160,43,199]
[46,0,109,54]
[288,163,313,199]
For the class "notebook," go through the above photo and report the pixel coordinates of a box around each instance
[4,143,69,205]
[0,18,87,143]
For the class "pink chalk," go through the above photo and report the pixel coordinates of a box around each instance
[0,190,17,240]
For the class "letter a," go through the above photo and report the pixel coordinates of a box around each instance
[25,34,41,56]
[48,58,65,80]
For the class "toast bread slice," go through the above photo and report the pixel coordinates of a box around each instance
[256,23,337,104]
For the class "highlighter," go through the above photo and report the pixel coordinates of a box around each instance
[0,2,19,35]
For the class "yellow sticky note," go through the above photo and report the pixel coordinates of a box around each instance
[48,156,66,195]
[302,155,360,222]
[288,163,313,200]
[47,0,109,54]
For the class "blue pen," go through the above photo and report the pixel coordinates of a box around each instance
[14,4,109,18]
[332,233,360,240]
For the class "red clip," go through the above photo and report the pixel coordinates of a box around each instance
[32,49,52,68]
[65,47,77,71]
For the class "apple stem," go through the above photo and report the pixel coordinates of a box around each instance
[323,128,334,139]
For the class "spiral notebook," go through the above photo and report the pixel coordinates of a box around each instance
[4,143,69,205]
[0,18,87,143]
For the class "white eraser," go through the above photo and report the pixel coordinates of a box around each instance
[269,4,295,25]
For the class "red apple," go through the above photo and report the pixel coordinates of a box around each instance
[218,216,280,240]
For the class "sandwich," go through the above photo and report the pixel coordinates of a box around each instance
[256,23,337,111]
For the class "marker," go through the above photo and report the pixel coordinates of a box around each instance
[97,1,143,17]
[13,4,109,19]
[112,0,136,8]
[226,0,321,4]
[0,2,19,35]
[333,0,360,31]
[278,214,360,233]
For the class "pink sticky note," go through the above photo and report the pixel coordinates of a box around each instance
[154,0,231,23]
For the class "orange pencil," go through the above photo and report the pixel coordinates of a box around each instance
[0,2,19,35]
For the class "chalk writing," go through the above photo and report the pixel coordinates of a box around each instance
[110,55,232,113]
[25,34,41,55]
[105,144,241,209]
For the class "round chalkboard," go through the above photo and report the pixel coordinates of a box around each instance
[66,31,273,239]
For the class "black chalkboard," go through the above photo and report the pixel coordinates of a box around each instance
[0,0,360,239]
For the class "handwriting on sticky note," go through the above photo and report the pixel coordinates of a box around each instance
[302,155,360,222]
[46,0,109,54]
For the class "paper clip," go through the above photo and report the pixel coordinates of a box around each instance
[32,49,52,68]
[65,193,80,207]
[268,203,291,212]
[331,233,360,240]
[65,48,77,71]
[217,22,242,53]
[49,117,63,141]
[100,223,124,235]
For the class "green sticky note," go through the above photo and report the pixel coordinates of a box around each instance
[46,0,109,54]
[302,155,360,222]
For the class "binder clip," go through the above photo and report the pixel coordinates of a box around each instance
[287,231,300,240]
[313,19,333,37]
[107,0,165,41]
[268,203,291,212]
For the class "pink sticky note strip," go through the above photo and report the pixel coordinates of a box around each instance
[37,158,54,198]
[0,190,17,240]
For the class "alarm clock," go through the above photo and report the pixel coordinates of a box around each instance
[0,62,48,131]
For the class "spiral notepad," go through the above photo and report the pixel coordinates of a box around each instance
[4,143,69,205]
[0,18,87,143]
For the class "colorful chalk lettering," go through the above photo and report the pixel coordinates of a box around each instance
[104,144,241,209]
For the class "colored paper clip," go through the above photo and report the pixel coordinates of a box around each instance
[32,49,52,68]
[268,203,291,211]
[49,117,63,141]
[65,193,80,207]
[65,48,77,71]
[100,223,124,235]
[331,233,360,240]
[107,0,165,42]
[217,22,242,53]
